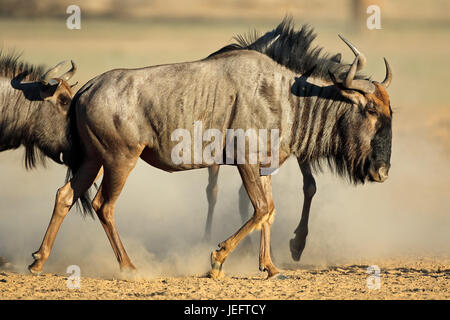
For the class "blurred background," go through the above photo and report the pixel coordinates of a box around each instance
[0,0,449,278]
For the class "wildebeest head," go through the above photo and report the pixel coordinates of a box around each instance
[329,36,393,183]
[10,60,77,166]
[35,60,78,164]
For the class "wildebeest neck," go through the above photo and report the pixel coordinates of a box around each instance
[290,76,349,161]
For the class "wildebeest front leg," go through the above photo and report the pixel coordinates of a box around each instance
[204,165,220,241]
[210,165,278,279]
[28,160,102,274]
[257,176,279,278]
[290,161,316,261]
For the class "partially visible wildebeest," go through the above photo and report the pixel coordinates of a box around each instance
[0,51,80,267]
[0,52,78,167]
[29,17,393,279]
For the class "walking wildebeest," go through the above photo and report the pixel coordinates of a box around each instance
[29,18,393,279]
[0,52,79,267]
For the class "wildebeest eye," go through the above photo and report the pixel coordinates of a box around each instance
[366,105,378,115]
[58,94,71,107]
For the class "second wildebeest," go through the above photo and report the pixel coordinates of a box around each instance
[0,53,78,166]
[0,51,80,266]
[29,18,393,279]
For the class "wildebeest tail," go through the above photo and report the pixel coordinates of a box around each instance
[64,90,95,218]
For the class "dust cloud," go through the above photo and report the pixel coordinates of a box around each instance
[0,124,449,279]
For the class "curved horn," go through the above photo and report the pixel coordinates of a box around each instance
[338,34,366,71]
[380,57,392,88]
[41,60,68,84]
[343,55,376,93]
[344,55,358,88]
[60,60,77,82]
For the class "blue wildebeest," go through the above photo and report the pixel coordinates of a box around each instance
[29,18,393,279]
[0,53,78,166]
[0,52,79,266]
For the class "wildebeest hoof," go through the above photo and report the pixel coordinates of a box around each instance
[28,264,42,276]
[289,238,304,262]
[210,251,223,268]
[210,252,224,279]
[209,268,225,280]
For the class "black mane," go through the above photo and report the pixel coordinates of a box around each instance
[0,49,47,169]
[0,49,46,82]
[208,16,368,82]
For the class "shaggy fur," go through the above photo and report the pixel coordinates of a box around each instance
[208,16,369,83]
[0,50,48,168]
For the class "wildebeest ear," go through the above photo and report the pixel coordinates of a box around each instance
[328,71,367,106]
[330,53,342,63]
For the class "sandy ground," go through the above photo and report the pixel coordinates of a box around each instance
[0,256,449,299]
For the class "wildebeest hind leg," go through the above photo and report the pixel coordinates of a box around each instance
[94,154,141,272]
[29,159,102,274]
